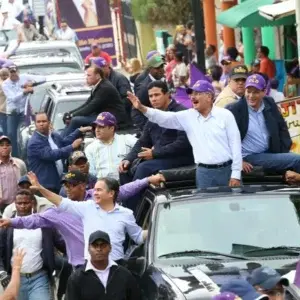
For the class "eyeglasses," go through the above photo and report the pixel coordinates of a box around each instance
[233,78,246,83]
[63,182,82,189]
[260,288,284,296]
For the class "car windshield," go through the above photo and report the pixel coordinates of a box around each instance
[52,100,86,130]
[154,194,300,259]
[18,63,82,75]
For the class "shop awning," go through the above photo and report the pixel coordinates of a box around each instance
[258,0,295,21]
[216,0,295,28]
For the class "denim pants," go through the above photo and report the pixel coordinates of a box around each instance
[63,115,97,137]
[18,270,51,300]
[196,164,232,189]
[7,113,24,157]
[0,112,7,135]
[244,152,300,173]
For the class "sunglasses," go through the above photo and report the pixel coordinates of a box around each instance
[233,78,246,83]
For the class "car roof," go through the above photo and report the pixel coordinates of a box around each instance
[45,72,86,82]
[14,40,78,50]
[151,185,299,205]
[11,54,79,66]
[47,83,91,100]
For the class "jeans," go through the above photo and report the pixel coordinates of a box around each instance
[7,113,24,157]
[244,152,300,173]
[18,270,51,300]
[63,115,97,137]
[0,112,7,135]
[196,164,232,189]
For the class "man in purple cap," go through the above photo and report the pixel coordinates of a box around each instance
[85,42,112,66]
[90,57,132,121]
[85,112,137,180]
[127,79,242,189]
[226,74,300,176]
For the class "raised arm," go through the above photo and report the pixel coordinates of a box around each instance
[127,92,185,131]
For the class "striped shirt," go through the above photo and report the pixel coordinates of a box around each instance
[85,133,137,180]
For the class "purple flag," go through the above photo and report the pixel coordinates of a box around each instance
[294,260,300,287]
[190,63,210,86]
[173,87,192,108]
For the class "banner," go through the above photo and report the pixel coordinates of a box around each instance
[121,0,138,59]
[278,97,300,153]
[56,0,117,65]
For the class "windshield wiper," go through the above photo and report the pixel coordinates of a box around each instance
[243,246,300,256]
[158,249,248,260]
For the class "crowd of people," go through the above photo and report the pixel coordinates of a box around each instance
[0,4,299,299]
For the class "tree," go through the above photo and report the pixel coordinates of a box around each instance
[130,0,192,26]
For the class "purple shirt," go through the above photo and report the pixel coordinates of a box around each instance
[11,178,149,266]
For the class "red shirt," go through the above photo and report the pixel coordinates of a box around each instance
[259,57,276,79]
[84,51,112,65]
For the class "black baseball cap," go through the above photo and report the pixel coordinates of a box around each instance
[229,65,248,80]
[60,170,87,185]
[68,151,88,165]
[89,230,111,245]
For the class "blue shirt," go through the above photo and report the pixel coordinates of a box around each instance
[242,103,269,157]
[58,199,144,260]
[2,74,46,114]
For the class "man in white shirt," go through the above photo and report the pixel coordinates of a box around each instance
[0,6,20,30]
[0,189,65,300]
[85,112,137,180]
[55,19,78,44]
[127,80,243,189]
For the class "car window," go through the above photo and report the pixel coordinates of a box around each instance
[18,63,82,75]
[41,95,52,112]
[136,197,152,230]
[52,100,86,131]
[47,101,54,119]
[29,84,50,113]
[154,194,300,259]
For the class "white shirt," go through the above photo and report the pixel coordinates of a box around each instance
[48,135,64,177]
[85,134,137,180]
[1,0,24,18]
[0,16,20,30]
[85,258,117,288]
[145,106,242,180]
[269,89,285,103]
[12,228,43,273]
[56,27,77,42]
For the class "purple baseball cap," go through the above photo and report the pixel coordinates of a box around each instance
[245,74,266,91]
[146,50,159,60]
[186,80,215,95]
[90,57,107,68]
[213,292,240,300]
[92,112,117,127]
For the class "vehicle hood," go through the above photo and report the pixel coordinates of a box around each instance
[156,257,298,300]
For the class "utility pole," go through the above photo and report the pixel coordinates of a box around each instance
[296,0,300,67]
[190,0,206,72]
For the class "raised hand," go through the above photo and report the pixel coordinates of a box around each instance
[127,92,144,111]
[27,171,41,190]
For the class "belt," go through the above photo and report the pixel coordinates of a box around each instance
[198,160,232,169]
[21,268,45,278]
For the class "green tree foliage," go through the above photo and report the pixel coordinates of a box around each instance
[131,0,192,25]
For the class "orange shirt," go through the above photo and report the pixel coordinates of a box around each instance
[259,57,276,79]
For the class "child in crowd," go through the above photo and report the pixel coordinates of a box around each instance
[284,73,297,98]
[269,79,285,103]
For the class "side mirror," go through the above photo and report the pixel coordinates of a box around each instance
[127,256,146,277]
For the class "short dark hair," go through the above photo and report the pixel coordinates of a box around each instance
[147,80,169,94]
[227,47,239,60]
[260,46,270,57]
[91,66,104,78]
[61,18,67,24]
[16,189,35,201]
[209,65,223,81]
[208,44,216,53]
[174,51,184,61]
[270,79,279,89]
[99,177,120,202]
[186,20,193,30]
[35,111,49,120]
